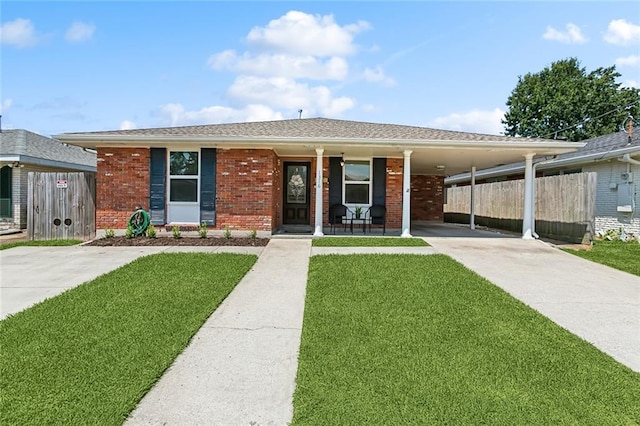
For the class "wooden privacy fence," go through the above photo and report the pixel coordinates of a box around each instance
[28,172,96,241]
[444,172,597,243]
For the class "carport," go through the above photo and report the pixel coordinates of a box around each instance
[304,136,584,238]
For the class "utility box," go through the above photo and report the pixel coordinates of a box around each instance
[617,182,633,213]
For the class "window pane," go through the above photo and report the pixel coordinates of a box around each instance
[170,179,198,202]
[345,161,370,182]
[170,152,199,175]
[286,165,307,204]
[345,183,369,204]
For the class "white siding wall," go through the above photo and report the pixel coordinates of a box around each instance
[583,161,640,234]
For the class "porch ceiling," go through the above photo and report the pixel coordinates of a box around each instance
[273,142,583,176]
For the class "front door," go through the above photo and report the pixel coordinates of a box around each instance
[283,162,310,225]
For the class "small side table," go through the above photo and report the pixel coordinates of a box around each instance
[350,217,371,234]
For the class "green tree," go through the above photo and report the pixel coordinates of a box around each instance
[502,58,639,141]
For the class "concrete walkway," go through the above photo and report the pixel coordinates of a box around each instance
[0,245,264,320]
[126,239,312,426]
[425,236,640,372]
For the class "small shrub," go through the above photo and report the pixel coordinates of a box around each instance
[597,227,638,243]
[248,228,257,239]
[104,228,115,238]
[198,221,208,239]
[146,224,157,238]
[223,225,232,239]
[172,225,182,239]
[125,224,134,239]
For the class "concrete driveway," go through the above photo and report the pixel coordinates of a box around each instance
[414,222,640,372]
[0,245,264,320]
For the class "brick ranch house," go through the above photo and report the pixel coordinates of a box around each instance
[54,118,583,237]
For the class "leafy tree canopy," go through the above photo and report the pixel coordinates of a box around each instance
[502,58,639,141]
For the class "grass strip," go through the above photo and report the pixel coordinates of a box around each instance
[0,239,83,250]
[312,237,428,247]
[0,252,257,425]
[563,240,640,276]
[293,254,639,425]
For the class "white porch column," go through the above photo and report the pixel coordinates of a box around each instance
[522,153,535,240]
[401,150,412,237]
[470,166,476,230]
[313,148,324,236]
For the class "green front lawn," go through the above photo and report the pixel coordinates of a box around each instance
[293,254,639,424]
[312,237,428,247]
[0,253,257,425]
[564,240,640,276]
[0,239,83,250]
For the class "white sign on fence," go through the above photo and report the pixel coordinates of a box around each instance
[56,179,68,189]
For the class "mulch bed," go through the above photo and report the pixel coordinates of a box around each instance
[85,236,270,247]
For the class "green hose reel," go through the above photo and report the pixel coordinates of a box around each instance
[127,208,150,237]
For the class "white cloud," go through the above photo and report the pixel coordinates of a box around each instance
[615,55,640,67]
[604,19,640,46]
[0,98,13,114]
[159,103,284,127]
[246,10,370,57]
[0,18,40,48]
[226,75,355,116]
[203,10,388,119]
[621,80,639,89]
[362,66,396,86]
[208,50,348,80]
[543,23,587,44]
[120,120,136,130]
[430,108,506,135]
[65,21,95,43]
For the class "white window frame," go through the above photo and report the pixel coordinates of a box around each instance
[167,149,201,205]
[342,158,372,211]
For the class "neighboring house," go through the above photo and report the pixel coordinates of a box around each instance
[54,118,582,236]
[0,129,97,230]
[445,129,640,235]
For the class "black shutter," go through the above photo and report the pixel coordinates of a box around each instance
[200,148,216,225]
[329,157,343,207]
[372,158,386,206]
[149,148,166,225]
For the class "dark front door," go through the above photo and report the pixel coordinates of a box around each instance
[283,162,310,225]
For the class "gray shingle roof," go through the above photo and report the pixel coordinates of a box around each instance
[556,129,640,160]
[60,117,556,143]
[0,129,96,168]
[446,129,640,182]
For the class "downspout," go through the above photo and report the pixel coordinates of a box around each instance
[530,156,557,239]
[618,154,639,216]
[618,154,640,166]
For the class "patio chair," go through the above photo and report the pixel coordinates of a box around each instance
[366,204,386,234]
[329,204,350,234]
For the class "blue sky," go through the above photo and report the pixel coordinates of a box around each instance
[2,1,639,137]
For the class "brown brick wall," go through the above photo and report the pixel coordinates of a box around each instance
[216,149,278,231]
[411,175,444,221]
[385,158,403,228]
[96,148,150,229]
[94,149,420,232]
